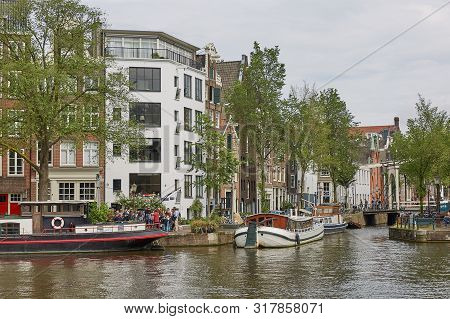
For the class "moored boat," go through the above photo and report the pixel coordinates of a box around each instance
[234,212,324,248]
[0,201,167,254]
[313,204,347,234]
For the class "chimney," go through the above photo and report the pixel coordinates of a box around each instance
[394,117,399,129]
[241,54,248,67]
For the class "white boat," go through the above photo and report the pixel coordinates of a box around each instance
[313,205,347,234]
[234,213,324,248]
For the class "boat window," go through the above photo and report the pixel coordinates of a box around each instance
[0,223,20,236]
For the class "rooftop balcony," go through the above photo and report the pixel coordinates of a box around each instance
[104,47,204,70]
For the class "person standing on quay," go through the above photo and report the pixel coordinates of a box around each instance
[172,207,180,232]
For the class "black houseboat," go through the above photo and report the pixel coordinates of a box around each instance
[0,201,167,254]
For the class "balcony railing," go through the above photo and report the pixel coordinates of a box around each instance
[104,47,203,70]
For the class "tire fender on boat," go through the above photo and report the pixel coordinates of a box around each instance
[51,217,65,230]
[295,233,300,245]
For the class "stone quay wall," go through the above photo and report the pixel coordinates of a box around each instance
[389,227,450,242]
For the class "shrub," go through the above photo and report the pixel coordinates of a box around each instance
[190,219,219,234]
[190,199,203,219]
[88,203,110,224]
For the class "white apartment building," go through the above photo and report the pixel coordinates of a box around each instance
[336,166,371,208]
[102,30,207,218]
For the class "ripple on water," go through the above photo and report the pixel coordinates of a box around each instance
[0,227,448,298]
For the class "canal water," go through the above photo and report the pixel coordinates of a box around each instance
[0,227,448,298]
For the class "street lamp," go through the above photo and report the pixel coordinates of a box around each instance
[434,176,441,213]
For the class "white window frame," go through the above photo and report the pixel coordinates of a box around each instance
[8,150,24,176]
[79,182,96,201]
[83,141,99,167]
[10,194,22,202]
[60,141,76,167]
[59,182,75,200]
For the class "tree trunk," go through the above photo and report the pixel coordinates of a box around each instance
[332,178,337,204]
[436,183,441,213]
[258,161,268,213]
[206,187,210,217]
[33,140,50,233]
[299,165,306,209]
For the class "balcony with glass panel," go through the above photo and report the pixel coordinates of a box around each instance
[104,36,203,70]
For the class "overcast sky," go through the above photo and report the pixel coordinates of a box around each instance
[84,0,450,129]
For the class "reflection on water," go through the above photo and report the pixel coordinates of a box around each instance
[0,227,448,298]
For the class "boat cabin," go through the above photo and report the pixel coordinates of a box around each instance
[245,213,314,231]
[314,204,340,216]
[20,201,89,233]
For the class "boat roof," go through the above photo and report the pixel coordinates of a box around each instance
[289,216,313,222]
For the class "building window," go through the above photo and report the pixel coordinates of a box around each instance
[184,175,192,198]
[113,179,122,193]
[184,141,192,164]
[59,183,75,200]
[321,170,330,177]
[10,194,22,202]
[195,78,202,101]
[113,144,121,157]
[37,143,53,166]
[196,176,203,198]
[184,74,192,98]
[215,111,220,128]
[129,67,161,92]
[8,150,23,176]
[83,105,99,129]
[80,182,96,201]
[195,110,202,131]
[213,87,221,104]
[184,107,192,131]
[129,102,161,127]
[60,141,76,166]
[174,76,179,87]
[174,145,179,157]
[195,143,202,163]
[129,138,161,162]
[7,109,23,137]
[227,134,232,150]
[174,110,179,122]
[83,142,99,167]
[112,107,121,121]
[129,173,161,196]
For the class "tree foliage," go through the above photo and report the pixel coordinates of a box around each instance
[391,96,449,214]
[116,193,166,212]
[225,42,286,212]
[0,0,142,201]
[283,84,329,207]
[192,114,239,213]
[318,88,359,202]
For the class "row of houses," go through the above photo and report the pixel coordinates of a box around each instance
[0,24,411,217]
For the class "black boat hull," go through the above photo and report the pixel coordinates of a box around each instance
[0,230,167,254]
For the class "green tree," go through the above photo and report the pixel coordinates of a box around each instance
[283,85,329,208]
[335,157,358,208]
[391,96,449,214]
[192,114,239,215]
[226,42,286,212]
[189,198,203,219]
[318,88,359,202]
[88,202,110,224]
[0,0,141,228]
[116,193,165,212]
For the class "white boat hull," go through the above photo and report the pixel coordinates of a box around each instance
[234,224,324,248]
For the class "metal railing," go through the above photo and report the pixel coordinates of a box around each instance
[104,47,203,70]
[396,216,449,230]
